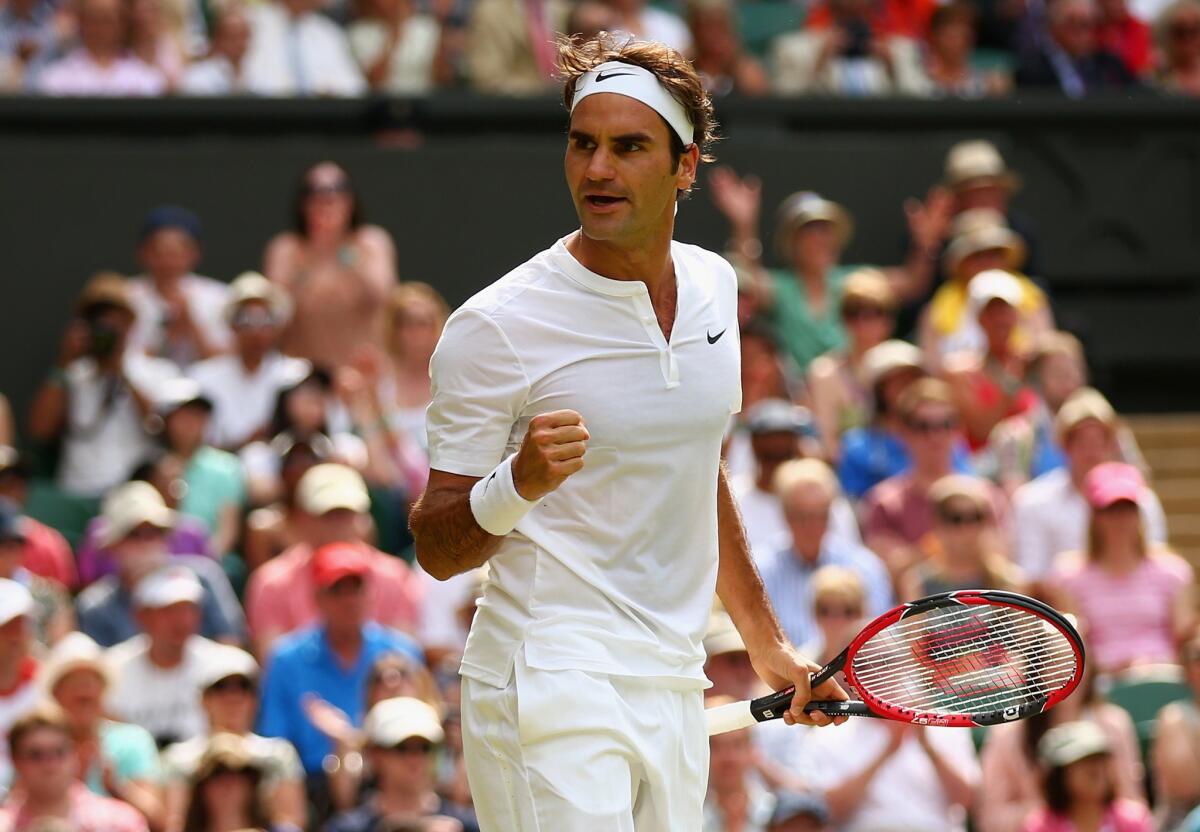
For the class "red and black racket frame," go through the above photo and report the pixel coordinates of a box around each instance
[749,589,1086,727]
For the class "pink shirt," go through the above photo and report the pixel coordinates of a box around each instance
[18,517,76,590]
[863,473,1010,556]
[1048,552,1193,671]
[37,49,166,96]
[0,783,148,831]
[245,543,424,649]
[1021,798,1153,832]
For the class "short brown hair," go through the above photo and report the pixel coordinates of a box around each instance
[897,378,957,422]
[9,704,71,760]
[557,35,719,169]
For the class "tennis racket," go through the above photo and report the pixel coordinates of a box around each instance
[706,589,1084,735]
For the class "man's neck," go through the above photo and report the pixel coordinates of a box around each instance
[147,640,186,669]
[85,45,121,67]
[239,349,267,373]
[151,271,187,290]
[21,788,73,819]
[566,224,675,296]
[377,782,433,814]
[797,262,827,288]
[910,459,950,488]
[792,545,822,567]
[326,625,363,664]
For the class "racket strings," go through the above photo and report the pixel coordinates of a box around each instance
[850,604,1077,716]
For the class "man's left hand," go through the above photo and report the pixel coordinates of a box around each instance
[749,642,849,727]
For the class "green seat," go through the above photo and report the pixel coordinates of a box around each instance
[23,478,101,551]
[738,2,805,59]
[1105,665,1191,758]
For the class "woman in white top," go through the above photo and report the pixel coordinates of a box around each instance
[379,282,448,453]
[348,0,441,94]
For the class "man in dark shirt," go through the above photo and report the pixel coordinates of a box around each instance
[1015,0,1138,96]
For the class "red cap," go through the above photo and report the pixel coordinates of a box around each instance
[1083,462,1145,510]
[312,543,372,589]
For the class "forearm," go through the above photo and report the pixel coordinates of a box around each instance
[27,380,67,440]
[824,749,891,821]
[919,738,976,808]
[410,486,501,581]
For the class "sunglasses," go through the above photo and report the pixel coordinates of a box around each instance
[232,309,279,330]
[125,524,167,542]
[939,510,985,526]
[384,739,435,755]
[18,744,70,763]
[208,676,256,695]
[907,417,958,435]
[816,605,861,618]
[843,306,892,322]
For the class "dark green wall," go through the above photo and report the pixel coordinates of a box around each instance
[3,94,1199,426]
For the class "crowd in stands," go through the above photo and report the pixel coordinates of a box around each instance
[0,136,1197,831]
[2,0,1200,97]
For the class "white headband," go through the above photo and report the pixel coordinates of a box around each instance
[570,61,695,146]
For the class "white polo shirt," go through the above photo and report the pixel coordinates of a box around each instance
[428,236,741,690]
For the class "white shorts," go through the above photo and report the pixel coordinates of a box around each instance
[460,650,708,832]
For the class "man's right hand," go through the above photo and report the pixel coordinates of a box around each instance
[511,410,588,501]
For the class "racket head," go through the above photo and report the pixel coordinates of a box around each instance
[839,590,1085,727]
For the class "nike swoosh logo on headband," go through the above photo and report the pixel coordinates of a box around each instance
[595,70,635,83]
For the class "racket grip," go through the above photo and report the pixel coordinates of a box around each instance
[705,700,758,736]
[804,700,874,717]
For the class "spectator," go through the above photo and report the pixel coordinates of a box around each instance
[861,377,1009,578]
[0,447,78,590]
[154,379,247,564]
[758,459,892,648]
[987,331,1088,494]
[241,0,367,95]
[729,399,861,561]
[900,475,1024,600]
[943,270,1041,451]
[977,644,1144,832]
[0,705,148,832]
[919,212,1053,365]
[565,0,619,41]
[75,481,245,646]
[244,465,423,656]
[380,283,449,454]
[1022,722,1153,832]
[771,0,928,95]
[606,0,692,52]
[241,437,329,572]
[127,206,232,369]
[0,0,67,89]
[1015,0,1139,95]
[127,0,187,88]
[465,0,565,94]
[36,0,166,95]
[348,0,441,94]
[921,0,1011,96]
[1098,0,1154,75]
[799,718,979,831]
[1151,632,1200,830]
[1012,388,1167,584]
[180,733,278,832]
[162,646,306,832]
[0,502,73,646]
[105,565,230,747]
[189,273,311,451]
[256,544,422,786]
[1045,462,1194,672]
[798,566,866,674]
[805,0,941,39]
[27,273,178,499]
[1154,0,1200,94]
[767,792,832,832]
[41,632,164,827]
[76,453,211,585]
[835,339,929,500]
[180,3,254,94]
[703,612,764,702]
[265,162,398,371]
[686,0,769,96]
[323,697,477,832]
[0,580,41,790]
[807,269,898,462]
[702,705,776,832]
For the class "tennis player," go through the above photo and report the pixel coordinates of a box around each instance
[410,35,847,831]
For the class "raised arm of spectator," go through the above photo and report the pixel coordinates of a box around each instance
[708,166,773,308]
[884,186,956,304]
[28,320,90,441]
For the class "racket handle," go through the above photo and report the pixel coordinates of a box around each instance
[706,700,758,736]
[804,699,874,717]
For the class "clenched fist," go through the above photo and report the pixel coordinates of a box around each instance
[512,410,588,501]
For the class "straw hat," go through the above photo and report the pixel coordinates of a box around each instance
[943,140,1021,192]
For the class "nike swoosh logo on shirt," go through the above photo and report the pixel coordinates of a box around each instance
[484,471,498,491]
[595,70,635,83]
[707,329,727,344]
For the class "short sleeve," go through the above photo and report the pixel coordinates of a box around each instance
[106,723,162,783]
[426,309,530,477]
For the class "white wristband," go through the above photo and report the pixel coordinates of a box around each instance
[469,454,539,536]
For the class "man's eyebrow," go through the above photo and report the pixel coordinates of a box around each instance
[568,129,595,142]
[567,130,656,144]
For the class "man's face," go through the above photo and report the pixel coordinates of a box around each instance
[1064,420,1116,478]
[165,404,210,451]
[214,9,251,62]
[783,483,831,559]
[1052,0,1098,57]
[202,675,257,733]
[750,432,800,483]
[53,669,107,729]
[300,508,365,547]
[789,222,840,274]
[13,727,74,801]
[317,576,368,631]
[708,729,753,787]
[232,300,281,357]
[902,400,959,466]
[112,523,169,576]
[978,299,1018,349]
[565,93,696,247]
[138,228,200,280]
[956,183,1009,213]
[78,0,124,54]
[138,601,201,650]
[1039,352,1084,409]
[704,650,759,700]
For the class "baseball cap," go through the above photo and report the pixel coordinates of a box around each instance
[0,579,34,626]
[1083,462,1145,510]
[98,481,176,548]
[225,272,293,325]
[156,377,214,417]
[312,542,373,589]
[703,611,747,659]
[967,269,1024,317]
[139,205,202,244]
[197,645,260,691]
[1055,388,1117,441]
[297,464,371,516]
[1038,721,1110,768]
[40,632,113,693]
[862,340,924,387]
[770,791,831,825]
[0,500,26,544]
[745,399,814,437]
[132,564,204,609]
[364,697,445,747]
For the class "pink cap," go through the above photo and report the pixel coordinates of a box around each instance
[1083,462,1144,510]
